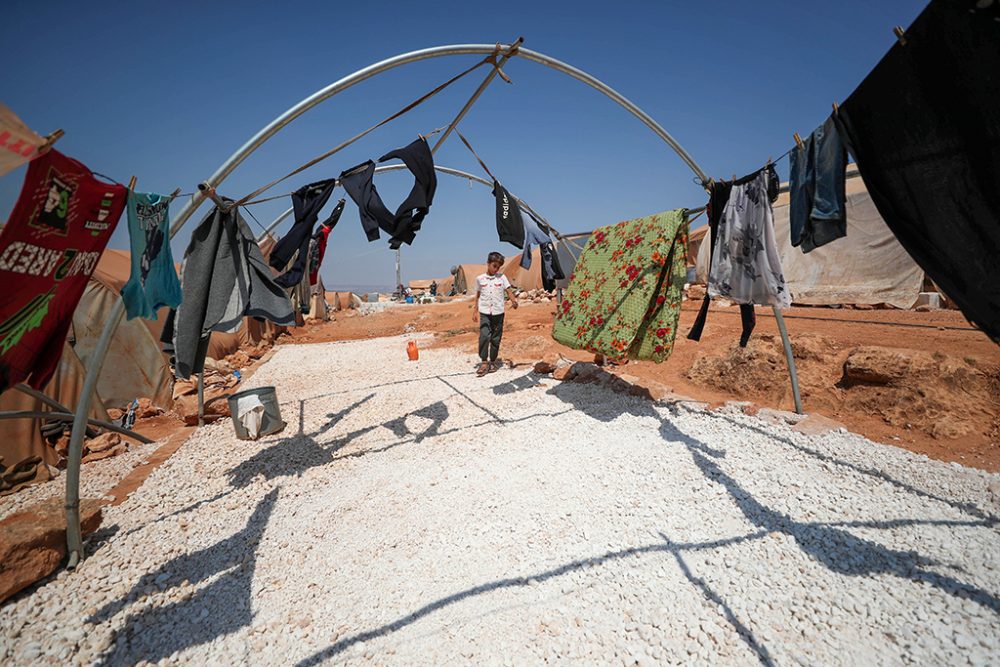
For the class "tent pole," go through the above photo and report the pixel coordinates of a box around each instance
[430,38,523,155]
[65,303,125,567]
[57,42,802,565]
[256,205,294,243]
[0,411,153,444]
[197,372,205,427]
[773,308,804,414]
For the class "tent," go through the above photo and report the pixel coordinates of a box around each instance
[452,264,487,294]
[694,171,924,309]
[0,344,108,492]
[501,250,542,292]
[327,291,362,311]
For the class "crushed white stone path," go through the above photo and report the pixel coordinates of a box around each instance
[2,334,999,666]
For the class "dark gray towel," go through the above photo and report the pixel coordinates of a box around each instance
[174,205,295,379]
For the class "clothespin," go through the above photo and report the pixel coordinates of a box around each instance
[38,128,64,155]
[168,187,182,201]
[198,182,229,211]
[832,102,839,115]
[893,26,907,46]
[793,132,805,150]
[127,176,137,191]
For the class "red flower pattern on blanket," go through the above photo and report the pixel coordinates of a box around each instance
[552,209,689,363]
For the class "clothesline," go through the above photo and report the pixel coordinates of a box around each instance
[238,125,451,207]
[233,50,506,209]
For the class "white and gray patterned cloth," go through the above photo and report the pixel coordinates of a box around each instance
[708,169,791,308]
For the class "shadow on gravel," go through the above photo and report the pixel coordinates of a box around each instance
[292,384,1000,664]
[702,410,1000,523]
[291,529,775,667]
[90,489,278,665]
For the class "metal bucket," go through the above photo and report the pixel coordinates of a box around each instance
[227,386,286,440]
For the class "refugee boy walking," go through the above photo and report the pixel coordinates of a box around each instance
[473,251,518,376]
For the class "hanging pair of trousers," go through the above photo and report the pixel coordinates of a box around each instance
[478,313,505,362]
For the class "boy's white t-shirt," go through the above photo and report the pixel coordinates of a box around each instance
[476,273,511,315]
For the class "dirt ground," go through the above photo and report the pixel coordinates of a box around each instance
[288,297,1000,472]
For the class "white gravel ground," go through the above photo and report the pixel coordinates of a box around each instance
[0,439,163,522]
[2,334,999,666]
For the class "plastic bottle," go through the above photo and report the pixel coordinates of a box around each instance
[407,340,419,361]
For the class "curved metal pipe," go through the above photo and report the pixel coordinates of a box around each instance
[169,43,708,239]
[66,42,797,565]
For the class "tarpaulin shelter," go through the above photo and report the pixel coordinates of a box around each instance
[501,250,542,291]
[327,291,362,311]
[0,344,106,492]
[694,171,925,309]
[453,264,487,294]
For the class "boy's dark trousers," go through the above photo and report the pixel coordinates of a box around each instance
[478,313,505,362]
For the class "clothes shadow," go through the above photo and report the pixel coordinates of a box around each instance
[226,393,375,489]
[90,489,278,665]
[492,372,545,396]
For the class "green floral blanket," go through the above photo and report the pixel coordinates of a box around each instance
[552,209,689,363]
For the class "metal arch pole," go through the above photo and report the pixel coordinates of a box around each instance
[431,38,522,155]
[64,42,800,564]
[256,205,295,243]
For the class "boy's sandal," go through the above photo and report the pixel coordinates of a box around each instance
[476,362,490,377]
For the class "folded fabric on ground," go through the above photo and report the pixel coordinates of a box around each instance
[552,209,688,363]
[834,0,1000,342]
[174,205,295,379]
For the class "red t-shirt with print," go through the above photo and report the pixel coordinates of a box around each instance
[0,149,126,392]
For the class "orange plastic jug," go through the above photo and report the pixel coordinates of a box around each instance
[407,340,419,361]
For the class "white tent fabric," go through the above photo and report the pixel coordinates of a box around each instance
[695,176,923,309]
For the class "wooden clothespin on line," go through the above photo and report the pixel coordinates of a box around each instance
[793,132,805,150]
[893,26,907,46]
[38,128,65,155]
[127,176,137,191]
[198,182,230,211]
[832,101,839,115]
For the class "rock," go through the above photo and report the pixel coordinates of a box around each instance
[81,443,127,464]
[106,408,124,421]
[792,414,847,436]
[552,365,574,381]
[757,408,807,426]
[136,398,163,419]
[0,498,102,602]
[173,389,232,426]
[224,350,252,369]
[85,432,121,454]
[842,346,923,386]
[687,284,707,301]
[533,361,557,375]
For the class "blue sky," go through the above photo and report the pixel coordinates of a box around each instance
[1,0,926,290]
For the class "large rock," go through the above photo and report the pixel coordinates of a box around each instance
[0,498,102,602]
[842,346,925,386]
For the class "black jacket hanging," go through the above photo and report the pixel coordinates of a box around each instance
[378,136,437,240]
[539,241,565,292]
[271,178,337,288]
[493,181,525,249]
[340,136,437,250]
[833,0,1000,342]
